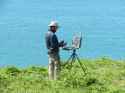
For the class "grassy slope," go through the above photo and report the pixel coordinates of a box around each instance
[0,58,125,93]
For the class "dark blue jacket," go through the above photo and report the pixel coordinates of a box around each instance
[45,31,59,53]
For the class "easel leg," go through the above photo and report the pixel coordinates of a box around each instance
[76,54,87,76]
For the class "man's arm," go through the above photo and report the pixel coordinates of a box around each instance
[50,34,59,50]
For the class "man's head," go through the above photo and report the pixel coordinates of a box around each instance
[48,21,59,32]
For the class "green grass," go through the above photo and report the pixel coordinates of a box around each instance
[0,58,125,93]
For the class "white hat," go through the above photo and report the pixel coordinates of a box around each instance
[48,21,58,27]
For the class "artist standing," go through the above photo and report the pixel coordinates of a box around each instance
[45,21,66,80]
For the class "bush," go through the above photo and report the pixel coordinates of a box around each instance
[0,58,125,93]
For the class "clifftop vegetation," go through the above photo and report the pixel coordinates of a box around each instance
[0,58,125,93]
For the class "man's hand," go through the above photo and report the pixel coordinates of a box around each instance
[59,40,67,47]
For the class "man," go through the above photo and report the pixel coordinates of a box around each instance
[45,21,66,80]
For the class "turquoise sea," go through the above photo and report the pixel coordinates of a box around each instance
[0,0,125,67]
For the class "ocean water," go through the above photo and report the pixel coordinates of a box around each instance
[0,0,125,67]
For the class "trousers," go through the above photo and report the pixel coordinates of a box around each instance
[48,52,61,80]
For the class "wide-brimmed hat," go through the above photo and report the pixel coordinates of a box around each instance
[48,21,59,27]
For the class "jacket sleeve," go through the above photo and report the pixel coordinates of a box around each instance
[50,34,59,49]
